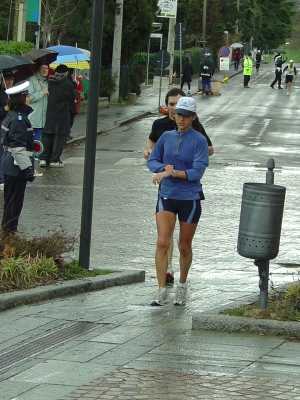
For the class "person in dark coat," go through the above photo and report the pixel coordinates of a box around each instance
[180,57,193,94]
[66,68,83,141]
[0,81,35,234]
[0,70,15,190]
[270,56,286,89]
[255,50,262,73]
[39,64,76,168]
[199,53,215,95]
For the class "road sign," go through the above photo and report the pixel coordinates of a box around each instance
[150,33,163,39]
[155,50,170,68]
[157,0,178,18]
[219,46,230,57]
[220,57,230,71]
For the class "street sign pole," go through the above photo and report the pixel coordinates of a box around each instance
[158,50,164,112]
[179,23,182,79]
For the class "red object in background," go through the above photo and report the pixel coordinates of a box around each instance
[159,106,169,115]
[74,77,83,114]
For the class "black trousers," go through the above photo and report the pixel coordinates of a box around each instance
[243,75,251,87]
[39,133,67,164]
[180,79,191,90]
[271,72,282,88]
[2,175,27,234]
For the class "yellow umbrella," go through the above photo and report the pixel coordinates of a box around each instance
[50,60,90,69]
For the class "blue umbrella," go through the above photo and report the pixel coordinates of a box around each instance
[47,45,90,69]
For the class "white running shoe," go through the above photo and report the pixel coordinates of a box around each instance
[151,288,167,306]
[39,160,46,167]
[173,285,187,306]
[287,91,290,96]
[50,161,65,168]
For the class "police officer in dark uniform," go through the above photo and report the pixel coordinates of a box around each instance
[270,56,286,89]
[0,81,35,234]
[0,70,15,190]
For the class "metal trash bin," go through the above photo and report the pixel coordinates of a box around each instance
[237,182,286,260]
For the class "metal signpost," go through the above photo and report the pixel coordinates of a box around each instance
[155,50,170,112]
[174,23,186,78]
[146,33,163,85]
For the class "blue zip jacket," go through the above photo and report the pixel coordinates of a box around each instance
[147,127,209,200]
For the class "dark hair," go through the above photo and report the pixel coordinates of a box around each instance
[192,115,206,135]
[7,94,27,111]
[165,88,186,106]
[184,57,189,62]
[55,64,68,73]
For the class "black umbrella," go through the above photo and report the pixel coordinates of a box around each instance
[271,49,286,54]
[0,54,35,72]
[22,48,58,64]
[13,49,59,82]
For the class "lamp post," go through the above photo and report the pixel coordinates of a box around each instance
[224,30,228,46]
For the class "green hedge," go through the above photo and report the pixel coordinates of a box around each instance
[0,41,34,55]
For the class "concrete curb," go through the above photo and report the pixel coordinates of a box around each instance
[0,270,145,312]
[192,288,300,337]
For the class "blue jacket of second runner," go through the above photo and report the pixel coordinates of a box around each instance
[147,127,209,200]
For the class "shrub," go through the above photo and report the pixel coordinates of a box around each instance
[0,40,34,55]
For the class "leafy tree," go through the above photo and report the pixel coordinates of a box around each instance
[0,0,14,41]
[40,0,158,64]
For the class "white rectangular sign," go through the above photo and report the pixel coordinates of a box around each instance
[157,0,177,18]
[220,57,230,71]
[150,33,163,38]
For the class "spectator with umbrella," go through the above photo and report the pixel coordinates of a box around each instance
[38,64,76,168]
[27,61,49,176]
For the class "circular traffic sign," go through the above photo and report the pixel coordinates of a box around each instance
[219,46,230,57]
[155,50,170,68]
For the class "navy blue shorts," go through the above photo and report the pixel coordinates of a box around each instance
[156,195,201,223]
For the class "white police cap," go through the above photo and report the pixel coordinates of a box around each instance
[5,81,30,96]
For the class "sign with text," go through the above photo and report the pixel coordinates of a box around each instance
[220,57,230,71]
[157,0,177,18]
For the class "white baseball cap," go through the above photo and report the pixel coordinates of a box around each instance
[174,97,197,117]
[290,60,294,63]
[204,52,211,56]
[6,81,29,96]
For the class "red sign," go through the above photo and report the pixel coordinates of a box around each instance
[219,46,230,57]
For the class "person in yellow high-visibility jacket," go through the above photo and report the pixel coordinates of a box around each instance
[243,52,253,88]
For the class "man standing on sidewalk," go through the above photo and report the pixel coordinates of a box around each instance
[39,64,76,168]
[243,52,253,88]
